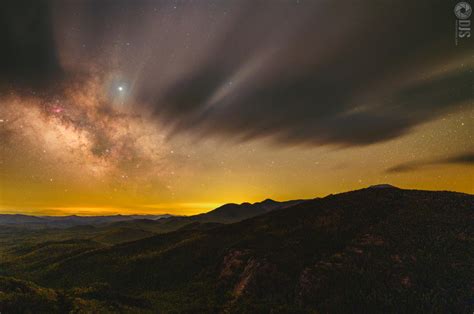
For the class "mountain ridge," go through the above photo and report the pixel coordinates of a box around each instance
[1,186,470,312]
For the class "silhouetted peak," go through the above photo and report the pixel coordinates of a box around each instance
[368,184,399,189]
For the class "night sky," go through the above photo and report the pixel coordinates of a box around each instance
[0,0,472,215]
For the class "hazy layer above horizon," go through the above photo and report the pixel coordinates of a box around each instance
[1,1,472,216]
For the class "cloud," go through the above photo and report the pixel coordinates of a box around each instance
[141,0,472,147]
[0,0,63,90]
[1,0,472,147]
[387,152,474,173]
[444,153,474,164]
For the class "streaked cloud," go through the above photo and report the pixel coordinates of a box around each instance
[387,152,474,173]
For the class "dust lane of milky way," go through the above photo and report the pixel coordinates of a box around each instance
[0,0,472,215]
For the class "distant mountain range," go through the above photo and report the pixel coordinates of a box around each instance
[0,198,306,228]
[191,198,304,223]
[0,186,473,312]
[0,214,173,228]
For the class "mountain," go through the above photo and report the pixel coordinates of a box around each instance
[0,198,301,231]
[95,198,307,235]
[0,214,48,224]
[91,227,157,245]
[0,199,298,253]
[368,183,399,189]
[0,214,173,228]
[1,186,472,312]
[0,276,147,313]
[191,198,305,223]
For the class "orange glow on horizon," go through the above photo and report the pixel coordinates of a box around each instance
[1,77,472,217]
[0,203,226,217]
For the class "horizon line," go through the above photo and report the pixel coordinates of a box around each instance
[1,185,472,217]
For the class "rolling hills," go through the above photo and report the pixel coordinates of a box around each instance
[0,214,173,229]
[1,186,473,313]
[0,198,304,248]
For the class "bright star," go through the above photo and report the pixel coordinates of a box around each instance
[118,86,124,91]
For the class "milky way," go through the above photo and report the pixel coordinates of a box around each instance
[0,0,472,215]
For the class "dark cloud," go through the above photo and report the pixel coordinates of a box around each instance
[2,0,472,147]
[445,153,474,164]
[142,0,472,147]
[387,152,474,173]
[0,0,63,91]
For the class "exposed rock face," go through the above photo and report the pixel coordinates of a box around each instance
[232,258,260,298]
[219,249,249,280]
[3,188,472,312]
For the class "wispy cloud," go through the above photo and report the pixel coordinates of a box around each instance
[387,152,474,173]
[2,1,471,147]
